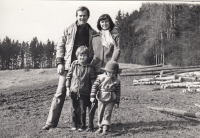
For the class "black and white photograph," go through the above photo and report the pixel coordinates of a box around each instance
[1,0,200,137]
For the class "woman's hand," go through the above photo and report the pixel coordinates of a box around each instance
[66,87,71,97]
[57,64,64,75]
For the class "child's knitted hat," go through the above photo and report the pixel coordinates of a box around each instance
[101,60,119,73]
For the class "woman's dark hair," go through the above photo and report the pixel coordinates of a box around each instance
[76,6,90,17]
[97,14,115,31]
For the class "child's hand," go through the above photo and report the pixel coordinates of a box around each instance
[114,103,119,109]
[90,98,95,103]
[66,87,71,97]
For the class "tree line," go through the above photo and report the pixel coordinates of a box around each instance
[116,3,200,66]
[0,36,55,70]
[1,3,200,70]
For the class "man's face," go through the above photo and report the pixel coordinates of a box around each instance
[76,10,89,25]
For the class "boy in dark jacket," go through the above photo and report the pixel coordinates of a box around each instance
[66,46,96,131]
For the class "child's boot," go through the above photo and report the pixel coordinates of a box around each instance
[95,127,102,134]
[102,125,109,136]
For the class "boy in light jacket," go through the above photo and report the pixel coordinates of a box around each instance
[90,60,121,135]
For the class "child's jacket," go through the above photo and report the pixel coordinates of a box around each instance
[66,60,96,96]
[90,73,121,104]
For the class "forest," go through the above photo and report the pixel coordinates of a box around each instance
[0,37,55,70]
[116,3,200,66]
[0,3,200,70]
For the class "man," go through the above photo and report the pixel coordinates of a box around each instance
[42,6,96,130]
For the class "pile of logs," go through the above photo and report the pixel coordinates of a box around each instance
[148,106,200,119]
[120,65,200,92]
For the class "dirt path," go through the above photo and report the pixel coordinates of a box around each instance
[1,76,200,138]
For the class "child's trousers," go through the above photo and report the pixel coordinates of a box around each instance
[70,93,90,129]
[97,101,115,127]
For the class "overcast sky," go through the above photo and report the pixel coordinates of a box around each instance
[0,0,199,43]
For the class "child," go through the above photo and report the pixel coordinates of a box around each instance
[66,46,96,132]
[90,60,121,135]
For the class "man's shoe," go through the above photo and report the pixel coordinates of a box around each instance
[42,125,55,130]
[70,127,77,131]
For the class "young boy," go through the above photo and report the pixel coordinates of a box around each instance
[90,60,121,135]
[66,46,96,132]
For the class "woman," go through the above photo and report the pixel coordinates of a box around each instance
[88,14,120,132]
[90,14,120,74]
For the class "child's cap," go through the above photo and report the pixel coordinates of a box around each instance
[76,46,89,58]
[101,60,119,73]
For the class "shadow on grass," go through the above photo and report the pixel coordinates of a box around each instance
[111,118,200,137]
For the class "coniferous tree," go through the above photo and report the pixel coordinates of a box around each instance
[10,40,20,69]
[29,37,38,68]
[115,10,123,29]
[1,37,11,69]
[44,39,55,68]
[0,40,2,69]
[36,41,44,68]
[24,42,31,69]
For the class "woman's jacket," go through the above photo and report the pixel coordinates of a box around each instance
[90,31,120,73]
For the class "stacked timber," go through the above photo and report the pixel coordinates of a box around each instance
[121,65,200,76]
[122,65,200,91]
[148,106,200,119]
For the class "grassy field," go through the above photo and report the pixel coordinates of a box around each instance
[1,66,200,138]
[0,68,58,94]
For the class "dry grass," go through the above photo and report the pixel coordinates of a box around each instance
[0,68,58,94]
[1,66,200,138]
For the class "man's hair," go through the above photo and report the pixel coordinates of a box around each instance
[97,14,115,31]
[76,46,89,58]
[76,6,90,17]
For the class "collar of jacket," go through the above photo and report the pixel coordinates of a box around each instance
[75,20,93,30]
[92,30,118,38]
[73,60,90,67]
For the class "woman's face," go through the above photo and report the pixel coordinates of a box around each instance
[100,19,110,30]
